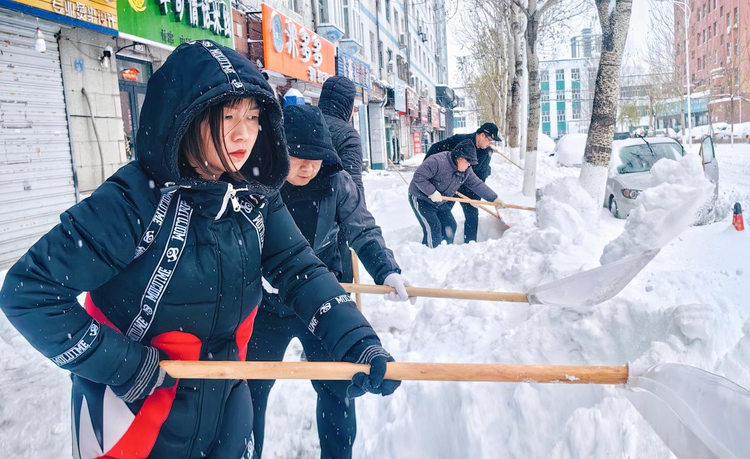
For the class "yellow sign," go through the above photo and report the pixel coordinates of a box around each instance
[12,0,118,31]
[127,0,145,13]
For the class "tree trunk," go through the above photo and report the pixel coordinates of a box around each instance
[507,5,524,163]
[579,0,634,203]
[522,11,540,197]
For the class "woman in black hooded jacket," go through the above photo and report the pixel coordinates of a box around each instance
[0,41,397,458]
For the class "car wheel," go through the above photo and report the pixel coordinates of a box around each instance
[609,195,621,219]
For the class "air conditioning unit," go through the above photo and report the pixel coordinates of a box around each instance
[399,33,407,49]
[420,32,427,43]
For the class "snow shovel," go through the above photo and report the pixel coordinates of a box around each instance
[341,249,659,307]
[456,191,509,227]
[160,360,750,459]
[442,195,536,212]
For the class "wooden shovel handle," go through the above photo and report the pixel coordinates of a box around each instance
[443,195,535,212]
[456,192,504,221]
[160,361,629,385]
[340,283,528,303]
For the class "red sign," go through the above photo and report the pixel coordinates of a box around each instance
[261,4,335,84]
[412,131,422,156]
[120,68,140,82]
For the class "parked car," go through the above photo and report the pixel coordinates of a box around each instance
[604,136,719,219]
[613,132,631,140]
[550,133,588,167]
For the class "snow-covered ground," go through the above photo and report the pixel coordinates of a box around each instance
[2,145,750,458]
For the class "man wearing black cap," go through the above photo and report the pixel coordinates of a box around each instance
[409,139,501,248]
[425,122,502,243]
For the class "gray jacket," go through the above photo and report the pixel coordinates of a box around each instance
[409,151,498,206]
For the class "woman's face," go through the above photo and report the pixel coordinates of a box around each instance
[196,99,261,179]
[287,157,323,186]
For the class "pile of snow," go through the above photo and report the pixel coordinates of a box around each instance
[537,132,556,153]
[401,153,425,167]
[535,177,599,244]
[601,153,715,264]
[552,133,588,167]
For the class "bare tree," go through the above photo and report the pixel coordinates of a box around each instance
[516,0,592,196]
[579,0,634,202]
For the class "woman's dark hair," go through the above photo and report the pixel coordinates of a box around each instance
[178,97,277,183]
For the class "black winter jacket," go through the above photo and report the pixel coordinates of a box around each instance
[0,41,374,458]
[319,76,365,196]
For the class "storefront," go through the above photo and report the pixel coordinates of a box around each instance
[0,0,117,269]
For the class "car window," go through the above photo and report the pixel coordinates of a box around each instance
[617,143,683,174]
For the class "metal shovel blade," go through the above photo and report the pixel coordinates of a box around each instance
[526,249,660,307]
[624,363,750,459]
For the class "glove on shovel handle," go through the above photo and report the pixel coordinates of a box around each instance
[160,361,629,385]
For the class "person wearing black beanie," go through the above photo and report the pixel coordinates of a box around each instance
[247,104,413,459]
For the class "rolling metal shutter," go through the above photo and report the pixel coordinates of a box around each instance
[0,9,77,270]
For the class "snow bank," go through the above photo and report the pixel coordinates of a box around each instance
[536,177,599,242]
[600,154,715,264]
[538,132,556,153]
[553,134,588,167]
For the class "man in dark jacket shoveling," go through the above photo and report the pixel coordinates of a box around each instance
[319,75,366,284]
[425,122,501,243]
[248,104,414,459]
[410,139,501,247]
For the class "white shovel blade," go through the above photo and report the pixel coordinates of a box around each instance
[624,363,750,459]
[526,249,660,307]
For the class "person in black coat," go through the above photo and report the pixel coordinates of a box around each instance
[425,122,501,243]
[248,105,412,459]
[318,76,366,286]
[0,41,397,459]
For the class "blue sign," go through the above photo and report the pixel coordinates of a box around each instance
[394,77,406,113]
[337,51,371,90]
[73,59,84,74]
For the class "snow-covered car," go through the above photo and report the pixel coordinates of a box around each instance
[604,136,719,219]
[550,133,588,167]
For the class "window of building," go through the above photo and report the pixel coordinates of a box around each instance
[557,92,565,101]
[735,37,739,55]
[727,13,731,28]
[454,116,466,128]
[715,50,718,64]
[385,0,391,22]
[714,22,717,37]
[720,6,723,17]
[557,111,566,122]
[721,34,724,45]
[571,68,580,80]
[319,0,329,23]
[541,70,549,82]
[572,87,580,100]
[378,40,384,69]
[288,0,299,13]
[697,33,701,47]
[542,112,550,123]
[572,107,581,119]
[541,92,549,103]
[394,10,399,36]
[387,49,393,73]
[735,8,739,25]
[456,97,465,108]
[556,69,565,80]
[727,42,731,58]
[370,32,376,62]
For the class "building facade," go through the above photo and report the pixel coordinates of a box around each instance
[451,87,479,135]
[675,0,750,127]
[538,58,597,139]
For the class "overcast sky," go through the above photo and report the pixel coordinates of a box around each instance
[445,0,658,87]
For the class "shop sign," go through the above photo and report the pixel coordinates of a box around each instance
[120,68,140,81]
[406,86,418,116]
[118,0,233,47]
[439,109,446,128]
[431,104,440,128]
[420,98,428,125]
[412,130,422,155]
[394,77,406,114]
[10,0,117,33]
[370,78,386,101]
[337,51,370,90]
[261,4,335,84]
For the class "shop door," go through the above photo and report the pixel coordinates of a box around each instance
[0,9,76,269]
[117,57,152,159]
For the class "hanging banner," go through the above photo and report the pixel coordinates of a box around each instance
[420,98,429,125]
[117,0,232,47]
[261,3,335,84]
[406,86,419,117]
[431,104,440,128]
[394,77,406,114]
[412,131,422,155]
[338,50,371,90]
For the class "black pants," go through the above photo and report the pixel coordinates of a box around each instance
[458,187,480,243]
[247,308,355,459]
[409,194,457,248]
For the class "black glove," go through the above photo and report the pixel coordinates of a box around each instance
[342,338,401,398]
[111,346,177,403]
